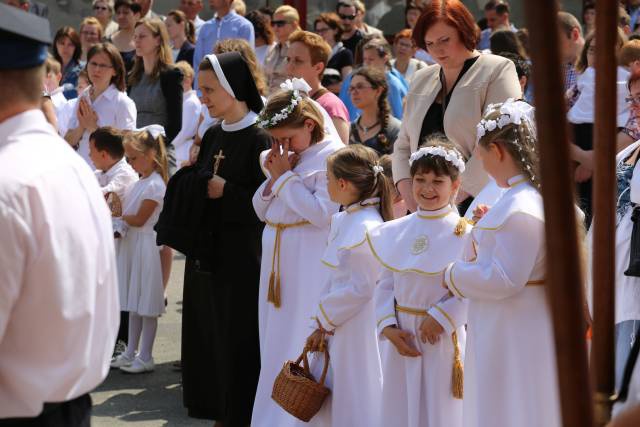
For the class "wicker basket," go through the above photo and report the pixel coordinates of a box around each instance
[271,347,330,422]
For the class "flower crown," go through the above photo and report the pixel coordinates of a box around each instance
[257,78,311,129]
[409,146,466,173]
[476,98,535,142]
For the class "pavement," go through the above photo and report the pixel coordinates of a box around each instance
[91,253,210,427]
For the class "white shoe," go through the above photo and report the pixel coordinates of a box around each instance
[110,353,135,369]
[120,356,154,374]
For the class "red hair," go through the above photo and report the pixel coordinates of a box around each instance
[412,0,479,51]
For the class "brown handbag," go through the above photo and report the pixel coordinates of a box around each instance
[271,346,330,422]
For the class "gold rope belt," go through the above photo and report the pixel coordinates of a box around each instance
[265,220,311,308]
[395,303,464,399]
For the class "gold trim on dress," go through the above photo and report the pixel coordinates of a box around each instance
[274,173,297,196]
[265,220,311,308]
[431,304,456,331]
[376,313,396,328]
[509,177,529,188]
[447,265,466,298]
[319,302,337,329]
[345,201,380,214]
[417,210,452,220]
[366,233,445,276]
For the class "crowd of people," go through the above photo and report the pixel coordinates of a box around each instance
[5,0,640,426]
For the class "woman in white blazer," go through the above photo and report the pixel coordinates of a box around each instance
[391,0,521,211]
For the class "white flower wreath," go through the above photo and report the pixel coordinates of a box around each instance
[408,146,466,173]
[476,98,534,142]
[257,78,311,128]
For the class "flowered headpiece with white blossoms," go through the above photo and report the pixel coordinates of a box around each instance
[257,78,311,128]
[409,146,466,173]
[476,98,536,143]
[477,98,540,187]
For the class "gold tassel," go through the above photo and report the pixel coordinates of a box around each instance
[267,271,276,304]
[451,331,464,399]
[454,217,471,236]
[273,275,281,308]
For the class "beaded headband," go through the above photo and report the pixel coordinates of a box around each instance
[409,146,466,173]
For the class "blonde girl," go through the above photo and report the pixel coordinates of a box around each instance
[111,128,168,374]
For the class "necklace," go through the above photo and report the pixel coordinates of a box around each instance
[357,117,380,133]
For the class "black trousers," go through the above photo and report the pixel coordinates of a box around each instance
[0,393,91,427]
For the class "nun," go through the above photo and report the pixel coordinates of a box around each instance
[156,51,270,426]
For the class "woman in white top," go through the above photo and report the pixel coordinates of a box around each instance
[65,43,137,167]
[172,61,202,167]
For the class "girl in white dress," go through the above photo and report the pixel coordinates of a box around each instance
[251,81,342,427]
[304,144,393,427]
[110,129,168,374]
[368,136,471,427]
[443,99,561,427]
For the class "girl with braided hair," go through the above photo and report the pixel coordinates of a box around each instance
[442,99,561,427]
[348,67,401,155]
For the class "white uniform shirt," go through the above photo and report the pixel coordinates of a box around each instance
[94,156,139,201]
[0,109,119,418]
[172,90,202,166]
[67,84,137,167]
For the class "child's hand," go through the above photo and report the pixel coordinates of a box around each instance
[306,329,327,353]
[472,204,489,223]
[419,315,445,345]
[382,326,421,357]
[265,140,294,181]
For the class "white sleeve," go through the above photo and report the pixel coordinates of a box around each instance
[101,173,136,198]
[427,296,468,335]
[252,179,275,222]
[115,96,137,131]
[140,180,165,204]
[0,204,30,342]
[375,268,397,338]
[272,170,339,229]
[444,213,543,300]
[172,99,200,148]
[315,243,380,331]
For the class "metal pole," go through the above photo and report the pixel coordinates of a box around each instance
[523,0,594,426]
[591,1,619,425]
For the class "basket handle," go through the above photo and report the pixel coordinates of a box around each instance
[300,347,330,386]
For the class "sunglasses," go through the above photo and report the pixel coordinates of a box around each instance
[272,20,289,27]
[339,13,357,20]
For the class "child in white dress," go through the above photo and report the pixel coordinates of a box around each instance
[304,144,393,427]
[443,99,561,427]
[368,136,470,427]
[110,129,168,374]
[251,82,342,427]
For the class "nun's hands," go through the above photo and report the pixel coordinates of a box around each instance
[265,140,297,182]
[207,175,226,199]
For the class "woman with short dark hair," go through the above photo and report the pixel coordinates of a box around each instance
[109,0,141,73]
[52,26,83,99]
[64,43,137,166]
[314,12,353,78]
[392,0,521,212]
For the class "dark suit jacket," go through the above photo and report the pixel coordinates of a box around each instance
[159,67,184,144]
[176,41,195,68]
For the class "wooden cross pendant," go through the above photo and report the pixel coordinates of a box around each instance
[213,149,225,175]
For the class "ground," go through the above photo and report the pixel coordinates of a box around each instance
[91,254,210,427]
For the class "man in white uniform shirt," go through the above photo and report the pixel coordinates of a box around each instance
[0,5,119,426]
